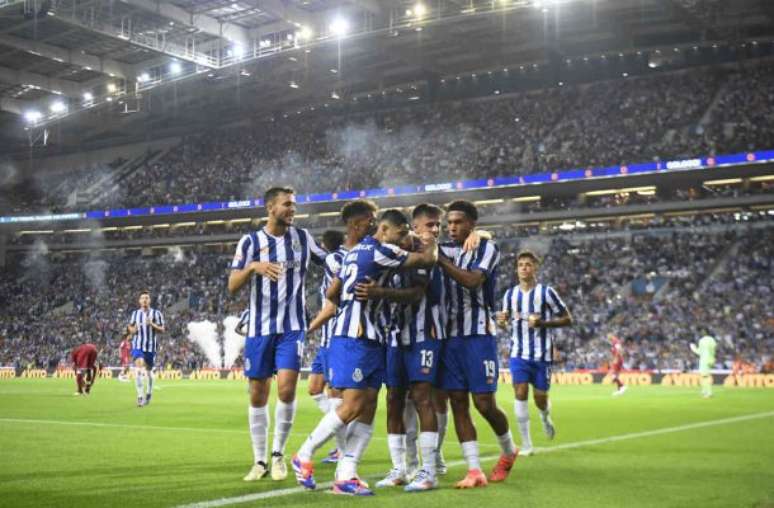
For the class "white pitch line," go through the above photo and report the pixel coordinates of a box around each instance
[174,410,774,508]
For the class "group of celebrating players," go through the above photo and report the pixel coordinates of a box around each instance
[65,184,724,497]
[225,187,573,496]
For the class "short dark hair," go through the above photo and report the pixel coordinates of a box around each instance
[412,203,443,220]
[340,199,378,224]
[139,290,151,298]
[264,186,295,204]
[321,230,345,252]
[516,250,541,265]
[378,209,409,227]
[447,200,478,221]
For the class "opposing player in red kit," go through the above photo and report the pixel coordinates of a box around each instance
[71,343,99,396]
[608,334,626,396]
[118,326,132,382]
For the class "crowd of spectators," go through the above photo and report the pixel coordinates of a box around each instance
[1,217,771,374]
[3,60,774,215]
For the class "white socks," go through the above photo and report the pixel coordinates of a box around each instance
[298,410,345,462]
[514,399,532,450]
[436,411,448,463]
[403,399,419,469]
[134,368,144,398]
[272,400,296,455]
[461,441,481,471]
[497,430,517,456]
[387,433,407,472]
[337,421,374,481]
[146,369,153,396]
[329,398,347,452]
[419,431,438,476]
[312,392,329,413]
[249,405,269,465]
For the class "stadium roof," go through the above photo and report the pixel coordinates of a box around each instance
[1,0,773,152]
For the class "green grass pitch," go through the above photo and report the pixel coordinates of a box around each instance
[1,379,773,508]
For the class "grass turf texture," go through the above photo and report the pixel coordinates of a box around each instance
[1,379,773,508]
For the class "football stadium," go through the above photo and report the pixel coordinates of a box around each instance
[1,0,773,506]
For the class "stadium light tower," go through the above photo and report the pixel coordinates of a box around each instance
[24,110,42,123]
[329,16,350,37]
[50,101,66,114]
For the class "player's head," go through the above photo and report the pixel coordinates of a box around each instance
[446,200,478,243]
[412,203,442,240]
[516,250,540,282]
[264,186,296,226]
[607,333,619,344]
[376,209,410,245]
[340,199,378,239]
[321,230,345,252]
[138,291,151,309]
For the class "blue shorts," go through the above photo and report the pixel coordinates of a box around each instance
[510,358,552,392]
[310,347,328,379]
[244,331,304,380]
[439,335,498,393]
[328,337,384,390]
[385,340,442,389]
[131,349,155,369]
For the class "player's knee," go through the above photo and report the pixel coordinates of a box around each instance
[472,394,496,415]
[448,393,469,413]
[277,387,295,403]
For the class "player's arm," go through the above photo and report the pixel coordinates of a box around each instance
[354,273,428,304]
[148,311,166,333]
[437,254,486,290]
[229,262,282,294]
[325,277,342,306]
[529,309,573,329]
[496,288,512,328]
[400,236,438,269]
[529,286,573,329]
[689,343,700,356]
[462,229,493,252]
[308,298,338,334]
[235,323,247,336]
[228,234,282,294]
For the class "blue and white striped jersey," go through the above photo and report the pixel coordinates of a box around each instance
[320,247,348,348]
[502,283,568,362]
[388,266,447,347]
[333,235,409,342]
[231,226,326,337]
[128,308,165,353]
[441,239,500,338]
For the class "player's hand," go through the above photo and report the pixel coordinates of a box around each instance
[496,311,508,326]
[249,261,283,281]
[354,278,379,301]
[527,314,542,328]
[463,231,481,252]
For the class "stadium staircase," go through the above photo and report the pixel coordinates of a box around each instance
[698,238,740,294]
[78,148,168,208]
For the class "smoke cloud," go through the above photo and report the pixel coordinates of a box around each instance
[186,320,223,368]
